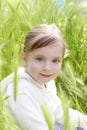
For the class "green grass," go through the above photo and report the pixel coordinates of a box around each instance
[0,0,87,129]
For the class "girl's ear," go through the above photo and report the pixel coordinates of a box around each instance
[21,52,28,64]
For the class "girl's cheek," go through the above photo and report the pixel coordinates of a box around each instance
[30,63,41,71]
[54,64,61,73]
[56,63,61,69]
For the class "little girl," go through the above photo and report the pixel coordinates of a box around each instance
[1,24,87,130]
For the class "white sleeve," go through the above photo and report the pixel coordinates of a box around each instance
[4,81,49,130]
[69,108,87,130]
[55,96,87,129]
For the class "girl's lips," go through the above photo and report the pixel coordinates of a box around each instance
[40,73,52,78]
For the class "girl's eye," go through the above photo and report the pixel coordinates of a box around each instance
[36,57,43,61]
[52,59,60,63]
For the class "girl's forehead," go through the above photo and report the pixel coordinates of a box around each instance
[29,44,63,59]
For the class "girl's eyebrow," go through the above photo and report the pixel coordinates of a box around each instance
[34,54,45,57]
[53,56,62,60]
[34,55,62,60]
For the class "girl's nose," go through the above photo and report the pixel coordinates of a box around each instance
[43,61,51,71]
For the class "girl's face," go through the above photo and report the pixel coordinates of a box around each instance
[23,43,63,85]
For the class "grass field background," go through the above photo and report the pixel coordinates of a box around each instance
[0,0,87,129]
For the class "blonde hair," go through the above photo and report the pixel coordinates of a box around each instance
[23,24,66,58]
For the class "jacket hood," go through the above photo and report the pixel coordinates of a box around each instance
[0,67,28,96]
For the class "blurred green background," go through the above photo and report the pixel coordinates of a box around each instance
[0,0,87,129]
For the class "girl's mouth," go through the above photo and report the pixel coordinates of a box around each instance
[40,73,52,78]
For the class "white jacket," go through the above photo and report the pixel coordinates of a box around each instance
[0,67,87,130]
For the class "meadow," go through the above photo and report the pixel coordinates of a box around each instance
[0,0,87,129]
